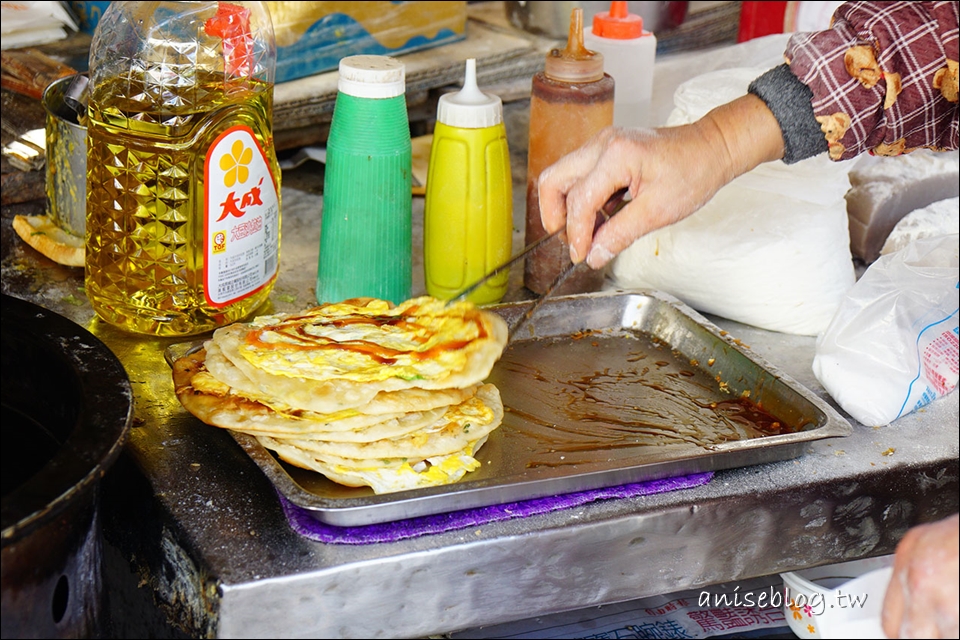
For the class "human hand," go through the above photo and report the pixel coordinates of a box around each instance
[537,94,784,269]
[882,513,960,638]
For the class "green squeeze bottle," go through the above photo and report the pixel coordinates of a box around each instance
[316,55,412,305]
[423,58,512,305]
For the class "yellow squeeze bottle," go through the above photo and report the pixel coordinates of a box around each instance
[423,58,512,305]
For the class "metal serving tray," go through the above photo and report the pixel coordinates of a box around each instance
[230,290,852,526]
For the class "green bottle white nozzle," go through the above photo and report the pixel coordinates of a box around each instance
[436,58,502,129]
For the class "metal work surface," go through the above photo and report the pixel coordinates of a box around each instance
[2,156,957,638]
[232,290,850,527]
[1,17,956,637]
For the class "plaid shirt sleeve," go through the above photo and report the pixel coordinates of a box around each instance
[784,1,959,161]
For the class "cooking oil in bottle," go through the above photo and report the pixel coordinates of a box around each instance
[85,1,280,336]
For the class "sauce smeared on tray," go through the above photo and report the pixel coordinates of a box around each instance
[490,330,793,469]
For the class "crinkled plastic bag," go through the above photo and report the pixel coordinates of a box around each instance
[812,234,959,427]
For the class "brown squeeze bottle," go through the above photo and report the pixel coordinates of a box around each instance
[524,7,614,295]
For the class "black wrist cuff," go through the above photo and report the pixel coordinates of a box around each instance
[748,63,828,164]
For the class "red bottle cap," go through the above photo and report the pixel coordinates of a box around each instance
[205,2,253,77]
[592,1,644,39]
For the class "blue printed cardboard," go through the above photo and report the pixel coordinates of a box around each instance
[268,1,467,83]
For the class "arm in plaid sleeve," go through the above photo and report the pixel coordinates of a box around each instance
[752,1,958,163]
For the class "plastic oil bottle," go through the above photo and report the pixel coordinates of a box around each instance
[316,55,412,305]
[524,7,614,295]
[424,58,512,305]
[584,1,657,128]
[84,1,280,336]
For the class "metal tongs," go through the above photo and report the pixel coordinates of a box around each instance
[449,187,631,336]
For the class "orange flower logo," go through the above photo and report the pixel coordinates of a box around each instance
[219,139,253,188]
[789,599,803,621]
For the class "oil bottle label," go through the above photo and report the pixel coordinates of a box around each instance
[204,125,280,307]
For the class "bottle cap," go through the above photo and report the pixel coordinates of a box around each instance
[338,55,406,99]
[436,59,502,128]
[544,8,604,84]
[592,1,645,39]
[204,2,255,76]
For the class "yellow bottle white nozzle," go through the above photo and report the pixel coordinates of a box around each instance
[436,58,502,129]
[424,57,512,305]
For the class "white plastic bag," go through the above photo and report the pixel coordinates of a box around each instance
[812,233,959,427]
[609,67,858,336]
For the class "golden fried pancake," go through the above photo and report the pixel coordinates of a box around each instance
[12,214,84,267]
[260,435,490,494]
[205,341,479,415]
[174,350,466,441]
[273,384,501,460]
[171,296,508,494]
[207,297,507,414]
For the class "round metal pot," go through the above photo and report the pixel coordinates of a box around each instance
[1,294,133,639]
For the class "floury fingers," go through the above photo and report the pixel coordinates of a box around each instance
[172,296,509,494]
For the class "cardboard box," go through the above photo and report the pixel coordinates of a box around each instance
[267,1,467,83]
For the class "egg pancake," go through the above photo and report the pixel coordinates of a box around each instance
[208,296,508,414]
[205,337,478,416]
[259,435,491,494]
[269,384,502,460]
[171,296,508,494]
[174,353,457,441]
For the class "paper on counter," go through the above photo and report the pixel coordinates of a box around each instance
[1,1,79,50]
[451,574,790,639]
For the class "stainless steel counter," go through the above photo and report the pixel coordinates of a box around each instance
[2,132,957,637]
[1,10,955,636]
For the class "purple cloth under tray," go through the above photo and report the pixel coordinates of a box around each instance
[279,472,714,545]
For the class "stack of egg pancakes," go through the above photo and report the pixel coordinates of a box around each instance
[172,296,508,494]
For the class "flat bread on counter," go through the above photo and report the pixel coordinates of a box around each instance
[172,296,509,494]
[12,214,84,267]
